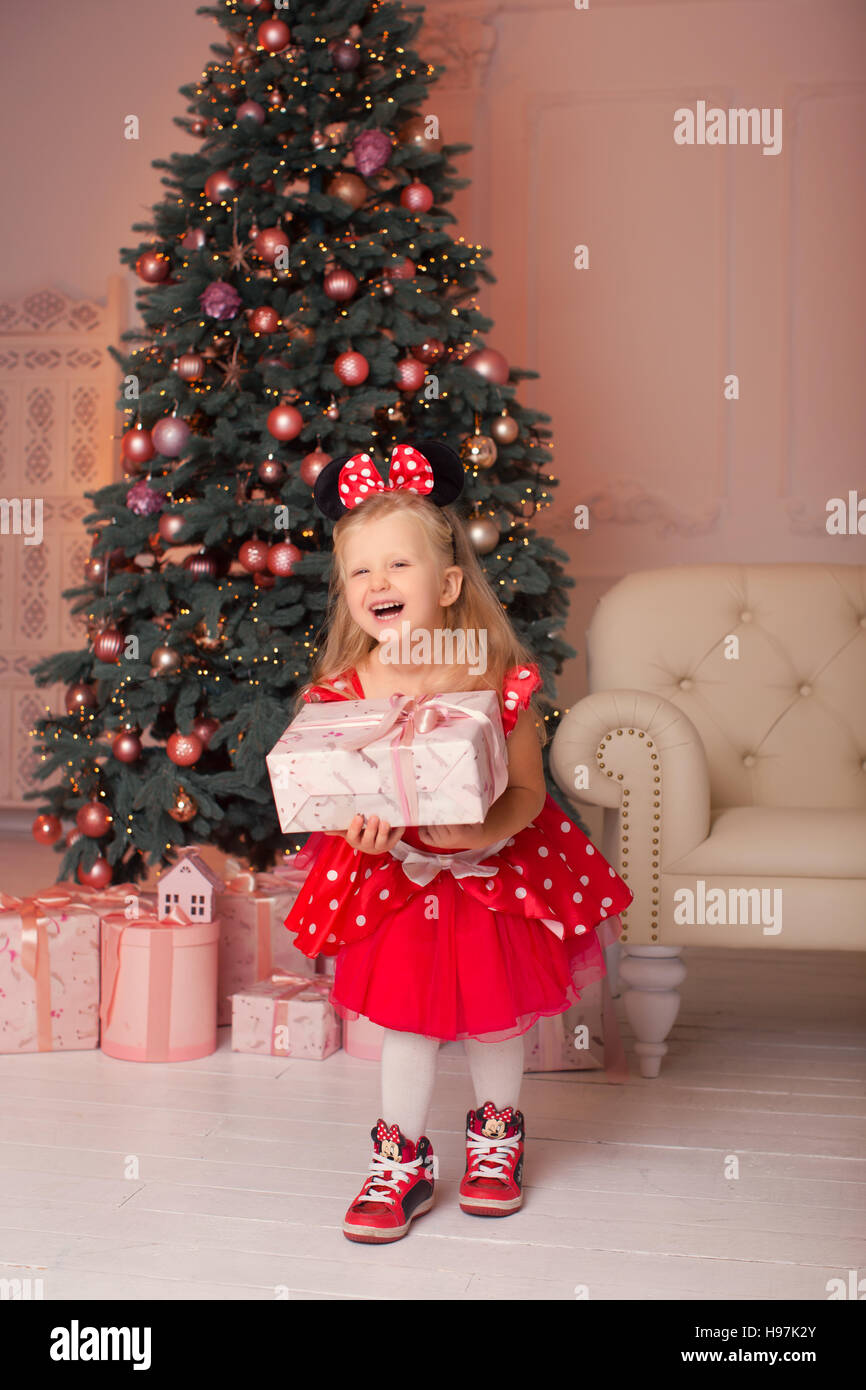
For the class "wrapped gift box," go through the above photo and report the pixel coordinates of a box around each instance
[215,857,315,1025]
[100,909,219,1062]
[0,887,100,1053]
[522,976,628,1081]
[266,689,507,832]
[342,1013,385,1061]
[231,971,340,1059]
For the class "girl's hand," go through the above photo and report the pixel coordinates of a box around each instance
[417,822,487,852]
[324,813,405,856]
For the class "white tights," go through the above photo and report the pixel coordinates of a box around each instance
[380,1026,526,1143]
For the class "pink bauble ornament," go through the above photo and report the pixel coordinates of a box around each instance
[266,403,304,440]
[267,541,301,575]
[183,551,219,580]
[331,39,361,71]
[396,356,427,392]
[191,716,220,749]
[77,800,113,838]
[254,225,290,263]
[334,350,369,386]
[237,100,265,124]
[300,448,330,485]
[32,814,62,846]
[257,457,284,485]
[65,682,97,715]
[239,538,270,572]
[181,227,206,252]
[93,628,123,663]
[167,731,203,767]
[77,858,112,890]
[176,352,205,381]
[136,251,170,283]
[158,512,186,544]
[463,347,510,385]
[400,179,434,213]
[257,18,291,53]
[384,257,416,282]
[249,305,280,333]
[112,730,142,763]
[204,170,238,203]
[324,267,358,301]
[151,416,191,458]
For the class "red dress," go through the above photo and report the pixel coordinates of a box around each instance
[283,662,634,1043]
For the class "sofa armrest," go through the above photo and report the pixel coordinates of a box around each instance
[549,691,712,941]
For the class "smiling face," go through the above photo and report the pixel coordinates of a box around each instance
[341,510,463,652]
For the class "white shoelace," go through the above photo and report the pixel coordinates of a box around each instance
[359,1150,427,1206]
[466,1129,520,1179]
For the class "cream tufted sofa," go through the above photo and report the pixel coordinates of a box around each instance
[549,563,866,1077]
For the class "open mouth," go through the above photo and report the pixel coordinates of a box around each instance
[369,602,405,623]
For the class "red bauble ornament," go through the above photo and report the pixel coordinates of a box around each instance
[152,416,191,458]
[257,18,291,53]
[136,251,170,283]
[300,448,330,486]
[65,683,97,715]
[239,538,270,572]
[253,226,290,263]
[112,730,142,763]
[121,426,155,466]
[267,403,304,440]
[93,628,124,663]
[323,267,358,301]
[331,39,361,71]
[183,551,219,580]
[237,100,265,124]
[204,170,238,203]
[413,337,445,365]
[384,257,416,281]
[463,347,510,385]
[76,800,113,838]
[181,227,206,251]
[84,555,107,583]
[167,732,204,767]
[257,457,284,485]
[334,350,369,386]
[396,356,427,392]
[249,305,281,334]
[267,541,301,575]
[32,813,62,846]
[400,180,434,213]
[191,716,220,749]
[77,858,112,890]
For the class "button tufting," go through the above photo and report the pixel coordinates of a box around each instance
[679,678,692,691]
[740,611,752,622]
[799,684,812,697]
[743,754,756,768]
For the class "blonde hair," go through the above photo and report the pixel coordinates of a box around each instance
[295,488,548,746]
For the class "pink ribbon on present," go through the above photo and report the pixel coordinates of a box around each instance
[296,692,503,827]
[0,888,87,1052]
[266,970,333,1056]
[100,902,194,1060]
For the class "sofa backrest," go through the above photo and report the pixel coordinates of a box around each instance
[585,563,866,809]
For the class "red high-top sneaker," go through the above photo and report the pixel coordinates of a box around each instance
[343,1120,436,1244]
[458,1101,525,1216]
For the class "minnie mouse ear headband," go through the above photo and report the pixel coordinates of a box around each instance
[312,439,465,522]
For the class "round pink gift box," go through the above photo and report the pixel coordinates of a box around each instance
[99,912,219,1062]
[342,1013,385,1061]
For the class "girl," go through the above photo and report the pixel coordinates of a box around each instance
[283,439,633,1245]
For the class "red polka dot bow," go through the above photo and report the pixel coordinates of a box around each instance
[338,444,434,510]
[377,1121,404,1145]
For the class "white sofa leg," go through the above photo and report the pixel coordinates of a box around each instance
[617,946,686,1078]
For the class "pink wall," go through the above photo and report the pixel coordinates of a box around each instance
[2,0,864,713]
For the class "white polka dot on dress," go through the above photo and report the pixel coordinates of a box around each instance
[599,907,607,917]
[572,891,582,903]
[350,871,357,881]
[580,875,589,885]
[601,896,612,907]
[327,870,338,881]
[327,933,336,943]
[329,899,339,910]
[543,878,552,890]
[379,889,389,900]
[356,914,366,926]
[585,844,595,855]
[308,923,316,934]
[538,846,548,857]
[575,924,587,935]
[515,887,527,898]
[560,822,570,833]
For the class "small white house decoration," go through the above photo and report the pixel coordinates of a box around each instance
[157,850,224,923]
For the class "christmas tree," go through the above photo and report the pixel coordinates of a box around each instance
[26,0,578,886]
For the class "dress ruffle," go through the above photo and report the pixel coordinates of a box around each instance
[283,662,633,1042]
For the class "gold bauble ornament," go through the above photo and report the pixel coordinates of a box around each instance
[397,116,442,152]
[167,787,199,823]
[326,171,368,210]
[460,433,497,470]
[490,412,519,445]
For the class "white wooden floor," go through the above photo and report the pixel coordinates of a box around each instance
[2,834,865,1300]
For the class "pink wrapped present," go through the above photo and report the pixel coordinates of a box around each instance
[99,905,219,1062]
[343,1013,385,1061]
[231,970,341,1059]
[53,881,156,919]
[214,857,315,1025]
[522,976,628,1082]
[266,689,508,833]
[0,887,99,1053]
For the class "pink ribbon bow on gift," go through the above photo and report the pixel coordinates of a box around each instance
[334,691,500,827]
[338,444,434,510]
